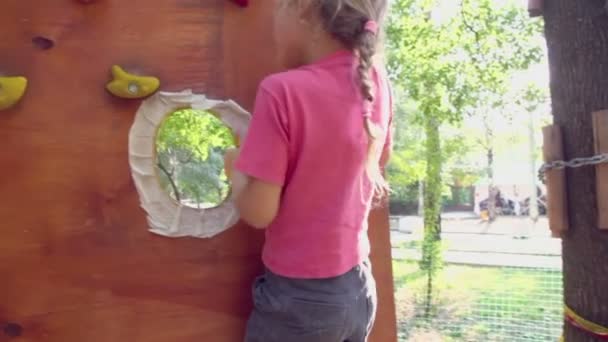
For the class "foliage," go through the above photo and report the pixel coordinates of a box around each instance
[515,83,550,116]
[386,0,544,190]
[155,109,234,207]
[387,92,426,203]
[386,90,485,205]
[386,0,545,311]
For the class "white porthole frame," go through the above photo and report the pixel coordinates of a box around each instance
[128,90,251,238]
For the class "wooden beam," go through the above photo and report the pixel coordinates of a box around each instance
[543,125,569,237]
[593,110,608,229]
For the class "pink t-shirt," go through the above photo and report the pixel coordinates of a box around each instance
[235,50,393,279]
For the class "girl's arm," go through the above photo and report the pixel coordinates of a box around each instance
[225,78,288,229]
[224,148,281,229]
[234,173,281,229]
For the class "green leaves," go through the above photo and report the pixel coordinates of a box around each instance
[155,109,234,208]
[386,0,545,275]
[387,0,543,125]
[156,109,233,161]
[386,0,545,191]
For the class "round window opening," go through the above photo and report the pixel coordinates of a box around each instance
[155,109,235,209]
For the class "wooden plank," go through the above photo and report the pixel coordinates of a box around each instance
[593,110,608,229]
[0,0,398,341]
[542,125,569,237]
[367,203,398,342]
[0,1,257,341]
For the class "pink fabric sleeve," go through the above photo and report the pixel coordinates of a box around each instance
[235,85,289,186]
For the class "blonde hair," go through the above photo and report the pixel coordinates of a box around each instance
[312,0,390,197]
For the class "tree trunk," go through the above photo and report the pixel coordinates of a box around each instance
[528,109,539,221]
[544,2,608,341]
[421,117,442,271]
[487,147,497,221]
[418,181,425,217]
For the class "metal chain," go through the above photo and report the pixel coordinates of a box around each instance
[538,153,608,182]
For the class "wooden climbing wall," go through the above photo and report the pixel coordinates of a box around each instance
[0,1,397,341]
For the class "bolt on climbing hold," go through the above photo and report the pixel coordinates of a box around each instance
[106,65,160,99]
[0,76,28,111]
[127,82,140,95]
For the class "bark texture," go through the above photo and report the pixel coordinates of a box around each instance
[543,1,608,340]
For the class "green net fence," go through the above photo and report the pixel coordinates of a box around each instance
[391,216,563,342]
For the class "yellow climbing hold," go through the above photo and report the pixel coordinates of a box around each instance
[106,65,160,99]
[0,76,28,111]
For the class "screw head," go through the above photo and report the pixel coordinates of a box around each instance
[128,82,140,95]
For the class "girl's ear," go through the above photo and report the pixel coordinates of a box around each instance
[294,0,318,24]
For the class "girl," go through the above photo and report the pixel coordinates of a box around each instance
[225,0,393,341]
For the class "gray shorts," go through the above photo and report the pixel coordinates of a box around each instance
[244,262,377,342]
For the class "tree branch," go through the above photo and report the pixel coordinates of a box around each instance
[460,0,479,41]
[460,0,489,81]
[157,161,181,202]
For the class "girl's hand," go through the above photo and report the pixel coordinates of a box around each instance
[223,148,240,180]
[223,148,249,200]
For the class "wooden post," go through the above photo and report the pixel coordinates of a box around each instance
[593,110,608,229]
[528,0,544,17]
[543,125,569,237]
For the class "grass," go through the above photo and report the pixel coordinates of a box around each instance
[393,260,563,341]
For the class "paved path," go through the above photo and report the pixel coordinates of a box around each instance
[391,215,562,270]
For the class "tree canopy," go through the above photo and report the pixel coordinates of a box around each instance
[155,109,235,208]
[386,0,545,273]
